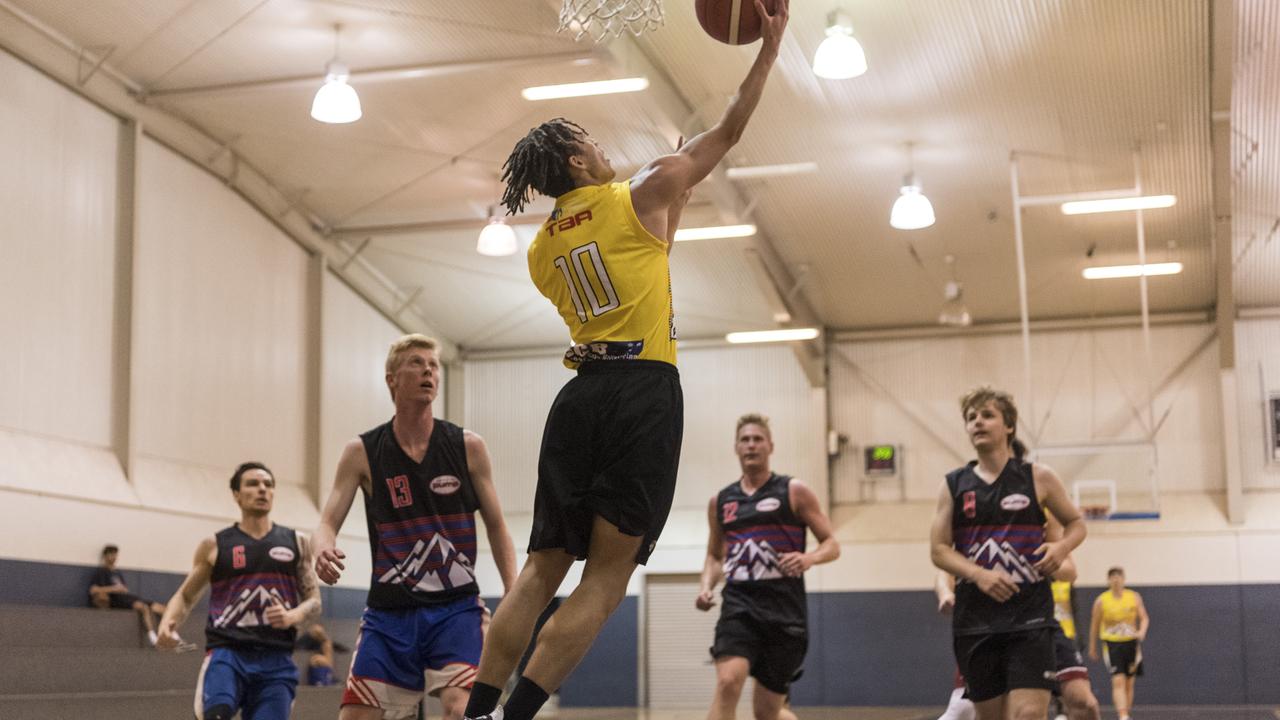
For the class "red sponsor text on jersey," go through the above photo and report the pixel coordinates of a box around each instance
[545,210,593,237]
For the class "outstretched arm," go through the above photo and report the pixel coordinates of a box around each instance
[630,0,790,219]
[1033,463,1086,577]
[467,430,518,595]
[696,496,725,611]
[156,538,216,649]
[313,438,368,586]
[779,479,839,576]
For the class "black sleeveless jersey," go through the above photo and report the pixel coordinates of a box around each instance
[948,458,1055,636]
[206,523,301,651]
[361,418,480,608]
[716,473,807,627]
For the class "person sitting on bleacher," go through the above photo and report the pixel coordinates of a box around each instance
[88,544,167,647]
[298,623,338,686]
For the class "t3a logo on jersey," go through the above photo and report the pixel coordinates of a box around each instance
[545,210,593,236]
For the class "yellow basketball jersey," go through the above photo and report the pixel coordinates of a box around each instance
[1052,581,1076,639]
[1098,588,1139,642]
[527,180,676,369]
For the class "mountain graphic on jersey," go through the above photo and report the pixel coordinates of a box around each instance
[378,533,476,592]
[212,586,290,629]
[724,538,785,582]
[966,538,1043,584]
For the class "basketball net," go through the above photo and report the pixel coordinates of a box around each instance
[558,0,664,43]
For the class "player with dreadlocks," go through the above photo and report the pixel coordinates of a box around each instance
[462,3,790,720]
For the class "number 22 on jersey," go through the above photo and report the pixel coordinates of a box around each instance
[553,242,619,323]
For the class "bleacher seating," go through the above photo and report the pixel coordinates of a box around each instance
[0,604,365,719]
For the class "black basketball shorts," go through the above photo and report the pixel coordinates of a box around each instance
[1102,640,1144,677]
[710,612,808,695]
[954,627,1057,702]
[528,360,683,565]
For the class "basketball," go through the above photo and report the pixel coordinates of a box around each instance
[695,0,774,45]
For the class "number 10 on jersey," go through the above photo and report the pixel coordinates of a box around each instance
[554,242,619,323]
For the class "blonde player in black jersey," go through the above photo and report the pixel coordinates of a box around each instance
[931,388,1087,720]
[463,4,789,720]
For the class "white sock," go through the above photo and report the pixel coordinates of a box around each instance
[147,630,158,646]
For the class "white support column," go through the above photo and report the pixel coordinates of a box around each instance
[1009,154,1037,442]
[304,254,326,506]
[115,118,142,483]
[1211,0,1244,523]
[1133,147,1156,436]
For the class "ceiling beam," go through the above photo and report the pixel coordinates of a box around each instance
[0,0,459,360]
[139,51,601,100]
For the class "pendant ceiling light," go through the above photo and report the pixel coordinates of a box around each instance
[890,142,935,230]
[311,25,362,124]
[477,207,518,257]
[812,10,868,80]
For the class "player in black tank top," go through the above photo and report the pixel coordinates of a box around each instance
[697,414,839,720]
[930,388,1086,720]
[311,336,518,719]
[156,462,322,720]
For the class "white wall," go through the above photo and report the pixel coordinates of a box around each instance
[1236,316,1280,490]
[0,50,130,506]
[461,344,828,593]
[0,55,413,580]
[130,137,315,529]
[830,323,1223,503]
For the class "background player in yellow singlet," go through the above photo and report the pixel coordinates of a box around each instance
[1088,567,1149,720]
[463,4,791,720]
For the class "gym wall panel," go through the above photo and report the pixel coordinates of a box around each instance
[132,138,310,501]
[463,355,563,514]
[0,50,120,450]
[318,271,407,541]
[673,345,827,512]
[1235,317,1280,489]
[462,344,827,520]
[830,323,1222,503]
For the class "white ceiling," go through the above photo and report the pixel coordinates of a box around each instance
[9,0,1276,350]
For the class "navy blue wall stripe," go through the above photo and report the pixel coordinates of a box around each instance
[3,558,1277,706]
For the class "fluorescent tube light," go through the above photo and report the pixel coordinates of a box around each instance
[726,162,819,180]
[673,224,757,242]
[1061,195,1177,215]
[1082,262,1183,280]
[522,77,649,100]
[726,328,821,344]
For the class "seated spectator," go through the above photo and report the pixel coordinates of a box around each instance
[88,544,166,646]
[299,623,337,686]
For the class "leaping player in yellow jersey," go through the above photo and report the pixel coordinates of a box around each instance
[463,4,790,720]
[1088,567,1149,720]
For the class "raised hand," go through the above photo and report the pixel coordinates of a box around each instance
[756,0,790,52]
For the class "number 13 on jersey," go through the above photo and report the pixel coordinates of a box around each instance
[553,242,619,323]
